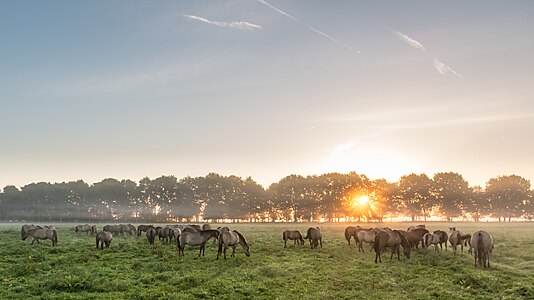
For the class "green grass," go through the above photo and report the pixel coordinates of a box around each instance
[1,222,533,299]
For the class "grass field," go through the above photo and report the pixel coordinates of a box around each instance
[1,222,533,300]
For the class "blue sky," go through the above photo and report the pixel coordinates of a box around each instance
[1,0,533,188]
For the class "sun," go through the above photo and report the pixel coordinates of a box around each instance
[358,195,370,205]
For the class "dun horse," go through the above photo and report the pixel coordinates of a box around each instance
[96,231,112,249]
[471,231,494,268]
[282,230,304,247]
[304,227,322,249]
[374,230,410,263]
[217,230,250,259]
[344,226,361,245]
[356,229,375,253]
[449,228,470,255]
[75,224,95,235]
[146,228,157,244]
[177,230,220,257]
[433,230,448,251]
[137,225,154,237]
[401,228,429,249]
[423,233,441,253]
[22,227,58,246]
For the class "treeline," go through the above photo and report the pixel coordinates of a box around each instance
[0,172,532,222]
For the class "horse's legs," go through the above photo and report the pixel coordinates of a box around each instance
[460,242,464,256]
[320,238,322,248]
[284,239,287,248]
[474,250,478,267]
[223,246,227,259]
[231,246,236,257]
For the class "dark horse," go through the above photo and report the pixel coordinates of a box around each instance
[304,227,322,249]
[177,230,220,257]
[283,230,304,248]
[344,226,361,245]
[374,230,410,263]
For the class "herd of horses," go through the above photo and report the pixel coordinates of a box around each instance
[20,223,494,268]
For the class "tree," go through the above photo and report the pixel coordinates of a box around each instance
[397,174,434,221]
[432,172,470,221]
[486,175,531,221]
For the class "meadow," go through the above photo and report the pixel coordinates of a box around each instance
[1,222,533,300]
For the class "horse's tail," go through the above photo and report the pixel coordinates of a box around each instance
[374,234,380,253]
[282,231,285,240]
[476,232,483,263]
[217,232,224,254]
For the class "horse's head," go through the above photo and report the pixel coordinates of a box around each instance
[244,245,251,257]
[449,227,456,232]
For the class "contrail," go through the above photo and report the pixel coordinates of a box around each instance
[258,0,354,51]
[184,14,262,31]
[433,58,463,77]
[394,30,426,51]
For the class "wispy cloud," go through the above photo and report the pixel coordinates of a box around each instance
[433,58,463,77]
[258,0,355,51]
[184,14,262,31]
[394,30,426,51]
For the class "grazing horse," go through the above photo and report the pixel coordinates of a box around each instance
[217,230,251,259]
[22,228,58,246]
[218,226,230,233]
[146,228,157,245]
[374,230,410,263]
[103,225,120,235]
[177,230,220,257]
[433,230,448,251]
[407,224,426,231]
[471,231,494,268]
[282,230,304,247]
[96,231,112,249]
[91,225,97,234]
[75,224,93,235]
[423,233,441,253]
[304,227,322,249]
[400,228,429,249]
[137,225,154,237]
[344,226,361,245]
[356,229,375,253]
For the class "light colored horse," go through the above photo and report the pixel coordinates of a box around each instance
[449,228,470,255]
[75,224,93,235]
[177,230,220,257]
[471,231,494,268]
[21,224,35,240]
[96,231,112,249]
[433,230,448,251]
[423,233,441,253]
[22,228,58,246]
[374,230,410,263]
[356,229,375,253]
[282,230,304,247]
[217,230,250,259]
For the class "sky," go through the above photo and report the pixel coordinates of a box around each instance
[1,0,533,189]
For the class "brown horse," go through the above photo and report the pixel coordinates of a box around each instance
[398,228,428,249]
[137,224,154,237]
[471,231,494,268]
[374,230,411,263]
[304,227,322,249]
[449,228,469,255]
[423,233,441,253]
[344,226,361,245]
[283,230,304,247]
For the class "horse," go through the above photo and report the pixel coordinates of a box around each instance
[171,228,182,242]
[471,231,494,268]
[399,228,429,249]
[96,231,112,249]
[75,224,93,235]
[217,230,250,259]
[449,228,469,255]
[21,224,35,240]
[126,224,136,235]
[282,230,304,247]
[22,228,58,246]
[423,233,441,253]
[146,227,157,244]
[218,226,230,233]
[374,230,410,263]
[344,226,361,245]
[304,227,322,249]
[177,230,220,257]
[433,230,448,251]
[356,229,375,253]
[91,225,97,235]
[407,224,426,231]
[103,225,120,235]
[137,225,154,237]
[202,224,211,231]
[188,224,202,231]
[160,227,172,243]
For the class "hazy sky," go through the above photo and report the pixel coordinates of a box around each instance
[1,1,533,189]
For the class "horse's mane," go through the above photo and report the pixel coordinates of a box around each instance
[233,230,248,246]
[394,230,410,248]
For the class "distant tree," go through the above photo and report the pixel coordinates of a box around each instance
[486,175,531,221]
[432,172,470,221]
[465,185,490,222]
[0,185,22,221]
[397,174,434,221]
[369,179,399,221]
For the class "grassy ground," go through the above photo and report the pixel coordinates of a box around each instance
[1,222,533,300]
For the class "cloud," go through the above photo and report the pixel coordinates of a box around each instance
[433,58,463,77]
[394,30,426,51]
[184,14,262,31]
[258,0,355,51]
